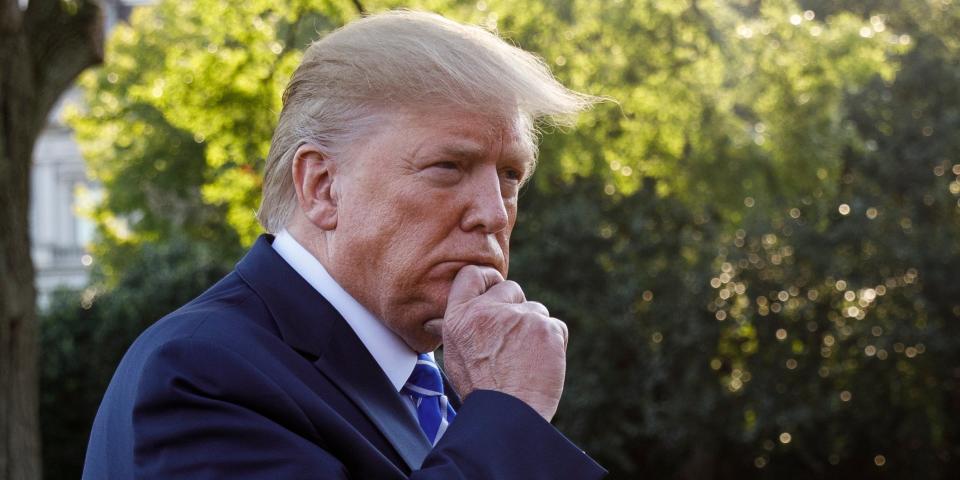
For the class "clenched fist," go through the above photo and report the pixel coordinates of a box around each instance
[424,265,569,421]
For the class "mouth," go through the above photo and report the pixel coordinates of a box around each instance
[415,257,506,315]
[434,259,504,275]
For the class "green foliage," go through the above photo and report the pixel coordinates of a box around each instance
[44,0,960,478]
[510,178,728,476]
[40,239,234,479]
[449,0,901,211]
[68,0,358,252]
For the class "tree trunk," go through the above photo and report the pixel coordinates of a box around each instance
[0,1,102,478]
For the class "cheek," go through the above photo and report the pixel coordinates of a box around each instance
[365,205,449,287]
[499,232,512,274]
[501,206,517,263]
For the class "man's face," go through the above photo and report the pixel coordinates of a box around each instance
[326,108,533,352]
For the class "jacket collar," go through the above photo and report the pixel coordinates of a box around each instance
[236,235,433,470]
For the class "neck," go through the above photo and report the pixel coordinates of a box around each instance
[285,220,336,273]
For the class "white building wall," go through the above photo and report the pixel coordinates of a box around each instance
[30,89,96,310]
[29,0,139,309]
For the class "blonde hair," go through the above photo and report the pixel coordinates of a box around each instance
[257,10,596,233]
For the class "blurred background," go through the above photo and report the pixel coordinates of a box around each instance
[22,0,960,478]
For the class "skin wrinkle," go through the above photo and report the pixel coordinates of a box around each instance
[251,11,595,424]
[462,302,566,404]
[290,106,569,419]
[447,302,511,392]
[487,311,526,392]
[291,108,529,352]
[446,282,550,393]
[437,264,567,419]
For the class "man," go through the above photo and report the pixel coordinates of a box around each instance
[83,10,606,479]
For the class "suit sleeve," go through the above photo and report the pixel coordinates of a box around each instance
[414,390,607,479]
[132,338,350,479]
[133,338,604,479]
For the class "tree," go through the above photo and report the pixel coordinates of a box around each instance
[41,239,234,479]
[0,0,102,478]
[68,0,358,256]
[55,0,960,478]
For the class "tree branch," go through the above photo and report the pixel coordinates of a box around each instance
[0,0,22,34]
[23,0,104,121]
[352,0,366,15]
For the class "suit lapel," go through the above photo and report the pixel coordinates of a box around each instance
[312,317,432,470]
[236,235,432,471]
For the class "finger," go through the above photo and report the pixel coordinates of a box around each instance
[423,318,443,336]
[523,301,549,317]
[553,318,569,351]
[485,280,526,304]
[446,265,504,309]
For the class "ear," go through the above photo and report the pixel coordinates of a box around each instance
[291,143,338,230]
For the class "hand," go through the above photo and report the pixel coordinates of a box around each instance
[424,265,569,421]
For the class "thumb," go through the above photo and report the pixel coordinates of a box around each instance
[424,266,503,337]
[446,264,504,311]
[423,318,444,336]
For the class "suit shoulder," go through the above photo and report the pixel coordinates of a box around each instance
[107,270,291,392]
[133,272,274,345]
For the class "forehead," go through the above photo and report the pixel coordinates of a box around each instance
[390,107,535,164]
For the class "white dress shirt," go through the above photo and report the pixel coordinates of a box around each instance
[271,229,424,393]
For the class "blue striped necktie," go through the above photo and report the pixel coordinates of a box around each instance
[402,353,457,445]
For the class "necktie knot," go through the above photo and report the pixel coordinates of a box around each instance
[403,354,444,397]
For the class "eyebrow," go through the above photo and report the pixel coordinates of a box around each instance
[434,143,534,168]
[435,143,485,160]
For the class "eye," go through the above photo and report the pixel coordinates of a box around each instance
[421,160,463,184]
[430,161,459,170]
[501,168,524,182]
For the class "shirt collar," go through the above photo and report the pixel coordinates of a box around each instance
[271,229,419,392]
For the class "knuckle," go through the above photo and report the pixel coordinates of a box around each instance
[503,280,523,294]
[461,264,483,279]
[505,303,526,317]
[553,317,568,331]
[526,301,549,316]
[531,315,555,333]
[548,318,568,339]
[515,305,546,323]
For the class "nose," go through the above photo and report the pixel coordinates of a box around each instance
[460,166,509,234]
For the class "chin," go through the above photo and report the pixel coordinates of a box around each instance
[380,313,440,353]
[404,330,443,354]
[385,295,447,352]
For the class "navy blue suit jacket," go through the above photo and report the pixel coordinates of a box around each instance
[83,235,606,478]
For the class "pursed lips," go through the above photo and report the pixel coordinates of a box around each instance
[433,258,505,276]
